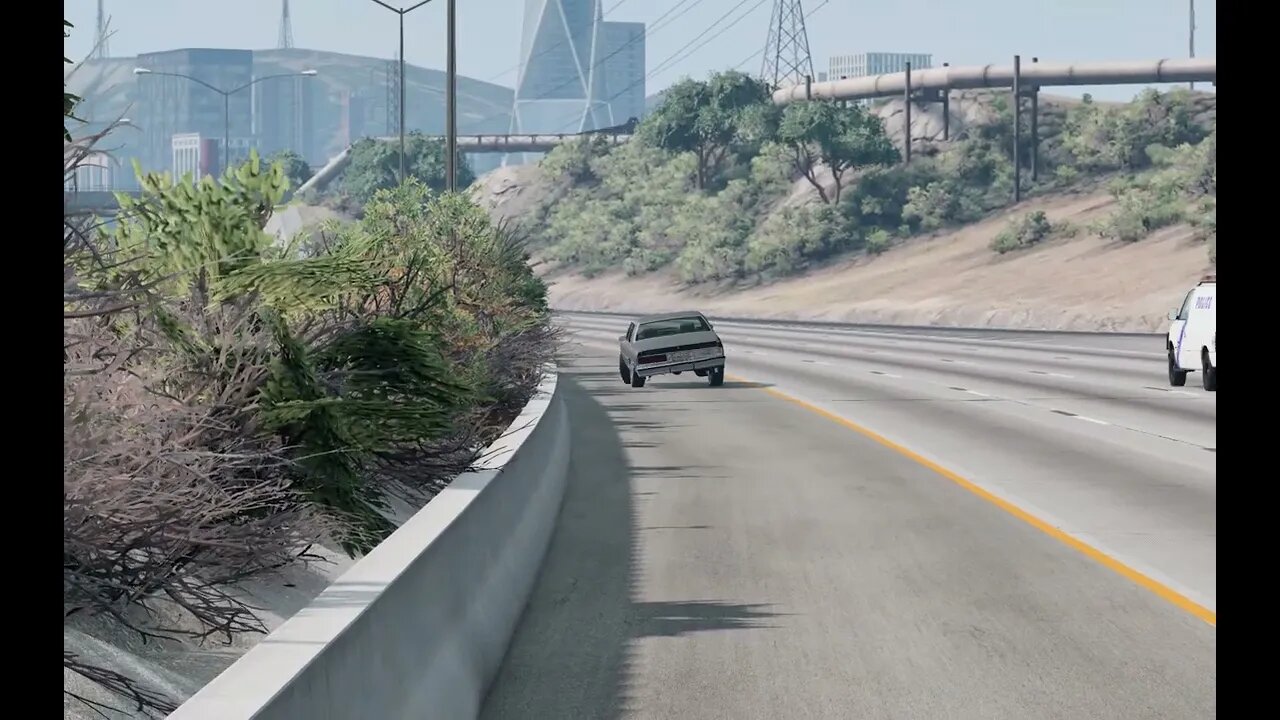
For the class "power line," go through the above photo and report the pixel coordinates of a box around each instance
[734,0,828,72]
[560,0,831,133]
[647,0,771,80]
[568,0,829,133]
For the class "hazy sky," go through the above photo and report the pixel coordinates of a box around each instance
[64,0,1216,101]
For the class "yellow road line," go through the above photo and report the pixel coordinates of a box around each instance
[727,373,1217,628]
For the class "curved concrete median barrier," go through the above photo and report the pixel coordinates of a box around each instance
[168,368,569,720]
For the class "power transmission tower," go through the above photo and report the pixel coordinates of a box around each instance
[760,0,815,89]
[93,0,110,59]
[385,56,401,136]
[278,0,295,49]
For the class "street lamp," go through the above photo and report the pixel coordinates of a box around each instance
[133,67,319,174]
[365,0,436,186]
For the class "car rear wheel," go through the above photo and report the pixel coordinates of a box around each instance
[619,356,631,384]
[630,368,646,388]
[707,366,725,387]
[1201,351,1217,391]
[1168,353,1187,387]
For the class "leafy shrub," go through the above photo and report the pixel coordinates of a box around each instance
[990,210,1054,254]
[65,149,552,714]
[865,228,893,255]
[336,132,476,206]
[1091,137,1214,244]
[744,203,854,277]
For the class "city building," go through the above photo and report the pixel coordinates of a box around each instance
[829,52,933,81]
[171,133,220,179]
[511,0,612,137]
[254,74,316,162]
[134,49,255,176]
[65,148,114,192]
[598,21,646,127]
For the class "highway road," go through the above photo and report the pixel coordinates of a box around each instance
[481,312,1216,720]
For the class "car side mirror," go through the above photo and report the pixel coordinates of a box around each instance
[1167,308,1179,321]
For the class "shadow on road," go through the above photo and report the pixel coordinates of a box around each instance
[479,366,777,720]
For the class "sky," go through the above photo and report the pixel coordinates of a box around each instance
[64,0,1216,102]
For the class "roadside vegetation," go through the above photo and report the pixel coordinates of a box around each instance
[309,131,478,215]
[518,71,1216,283]
[64,22,552,715]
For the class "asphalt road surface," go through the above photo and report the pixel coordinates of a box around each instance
[481,313,1216,720]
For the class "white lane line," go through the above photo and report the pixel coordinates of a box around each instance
[869,370,903,378]
[967,390,991,397]
[1076,415,1111,426]
[1029,370,1074,379]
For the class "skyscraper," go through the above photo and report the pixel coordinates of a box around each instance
[254,75,316,162]
[511,0,612,136]
[829,52,933,81]
[598,21,645,127]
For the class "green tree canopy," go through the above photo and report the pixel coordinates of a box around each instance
[637,71,777,189]
[778,100,899,204]
[271,149,314,190]
[339,132,476,204]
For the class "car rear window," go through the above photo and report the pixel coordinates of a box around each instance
[636,316,708,340]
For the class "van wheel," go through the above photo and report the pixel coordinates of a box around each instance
[1201,351,1217,391]
[619,356,631,384]
[1168,353,1187,387]
[630,370,646,388]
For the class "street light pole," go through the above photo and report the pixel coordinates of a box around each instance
[224,93,231,172]
[367,0,436,186]
[133,68,317,176]
[446,0,457,192]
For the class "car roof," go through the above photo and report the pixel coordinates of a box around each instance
[635,310,708,324]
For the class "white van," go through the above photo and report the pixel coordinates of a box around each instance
[1166,275,1216,391]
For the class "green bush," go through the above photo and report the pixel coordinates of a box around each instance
[990,210,1054,254]
[336,132,476,206]
[865,228,893,255]
[66,150,553,712]
[1090,136,1215,245]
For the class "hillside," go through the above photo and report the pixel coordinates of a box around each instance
[543,189,1211,332]
[469,75,1216,332]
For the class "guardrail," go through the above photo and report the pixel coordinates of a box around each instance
[169,367,570,719]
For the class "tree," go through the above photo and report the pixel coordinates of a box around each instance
[638,71,777,189]
[64,20,82,142]
[778,100,899,204]
[339,132,476,204]
[272,149,314,190]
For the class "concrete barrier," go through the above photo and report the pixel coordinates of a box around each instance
[168,368,569,720]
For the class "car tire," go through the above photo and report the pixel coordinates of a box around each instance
[708,366,725,387]
[619,356,631,384]
[630,368,646,388]
[1201,351,1217,391]
[1168,353,1187,387]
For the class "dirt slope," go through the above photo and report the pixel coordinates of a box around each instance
[543,190,1212,333]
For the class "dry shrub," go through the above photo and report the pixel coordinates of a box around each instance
[63,131,557,716]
